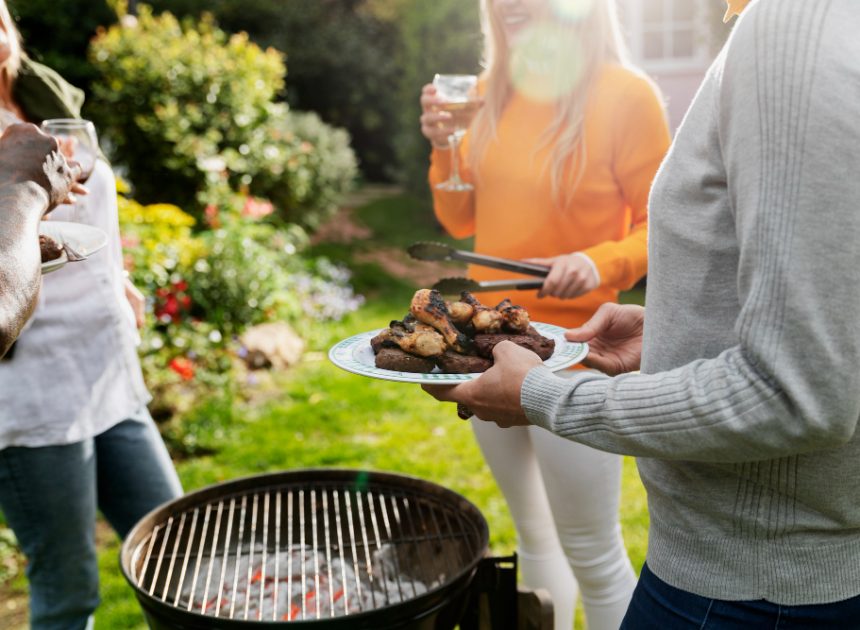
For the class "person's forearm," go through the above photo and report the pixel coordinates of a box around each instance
[522,352,838,463]
[0,181,49,356]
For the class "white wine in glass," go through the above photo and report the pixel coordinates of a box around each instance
[433,74,479,192]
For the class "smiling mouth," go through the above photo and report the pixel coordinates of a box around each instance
[502,13,530,26]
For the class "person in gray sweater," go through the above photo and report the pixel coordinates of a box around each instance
[424,0,860,625]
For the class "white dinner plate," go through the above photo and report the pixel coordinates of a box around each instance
[40,221,108,274]
[328,321,588,384]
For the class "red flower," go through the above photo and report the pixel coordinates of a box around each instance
[204,203,221,228]
[242,196,274,219]
[154,279,192,323]
[169,357,195,381]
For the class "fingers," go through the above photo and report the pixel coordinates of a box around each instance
[564,302,618,342]
[538,259,573,298]
[523,257,554,265]
[492,339,542,367]
[421,383,462,402]
[581,352,616,374]
[420,109,455,148]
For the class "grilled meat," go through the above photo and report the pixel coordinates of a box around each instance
[370,328,395,354]
[40,234,63,263]
[375,348,436,373]
[372,289,545,374]
[435,351,493,374]
[389,319,447,357]
[447,300,475,327]
[473,327,555,360]
[459,291,504,333]
[410,289,472,352]
[496,299,530,333]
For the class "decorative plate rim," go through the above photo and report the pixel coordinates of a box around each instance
[328,321,588,384]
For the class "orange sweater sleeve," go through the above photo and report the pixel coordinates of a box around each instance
[582,74,671,290]
[429,137,477,239]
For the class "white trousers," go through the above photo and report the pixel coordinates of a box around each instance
[471,413,637,630]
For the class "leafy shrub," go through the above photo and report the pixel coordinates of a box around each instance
[147,0,403,182]
[118,184,363,421]
[90,5,357,228]
[218,106,358,230]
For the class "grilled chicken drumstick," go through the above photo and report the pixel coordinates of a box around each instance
[410,289,472,352]
[377,319,447,357]
[459,291,504,333]
[496,298,530,333]
[371,316,448,357]
[446,300,475,327]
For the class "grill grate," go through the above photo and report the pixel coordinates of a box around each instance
[127,478,484,623]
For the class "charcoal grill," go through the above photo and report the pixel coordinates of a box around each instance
[121,469,502,629]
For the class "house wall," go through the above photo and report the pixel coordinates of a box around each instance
[617,0,717,133]
[648,68,707,132]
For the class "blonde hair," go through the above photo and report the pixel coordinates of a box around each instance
[0,0,21,84]
[469,0,630,207]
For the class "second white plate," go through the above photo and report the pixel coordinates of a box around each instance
[40,221,108,274]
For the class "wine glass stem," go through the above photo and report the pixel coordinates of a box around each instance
[448,129,464,185]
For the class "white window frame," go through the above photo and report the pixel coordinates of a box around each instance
[621,0,710,73]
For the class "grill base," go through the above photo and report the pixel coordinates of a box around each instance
[134,555,552,630]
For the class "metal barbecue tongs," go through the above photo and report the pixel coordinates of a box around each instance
[407,241,549,294]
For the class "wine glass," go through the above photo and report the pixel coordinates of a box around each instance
[433,74,479,192]
[40,119,99,222]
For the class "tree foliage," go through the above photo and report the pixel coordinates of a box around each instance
[8,0,116,94]
[146,0,404,182]
[89,6,357,226]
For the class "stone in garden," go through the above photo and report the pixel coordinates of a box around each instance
[240,322,304,370]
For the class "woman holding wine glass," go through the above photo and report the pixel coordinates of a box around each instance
[419,0,670,628]
[0,3,182,629]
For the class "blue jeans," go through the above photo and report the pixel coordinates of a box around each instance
[621,563,860,629]
[0,410,182,630]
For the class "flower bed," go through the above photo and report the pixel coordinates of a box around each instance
[119,180,364,434]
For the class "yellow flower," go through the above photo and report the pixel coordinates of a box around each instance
[724,0,752,22]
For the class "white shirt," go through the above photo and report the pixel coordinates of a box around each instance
[0,159,150,448]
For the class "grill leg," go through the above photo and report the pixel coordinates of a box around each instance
[517,587,554,630]
[460,555,518,630]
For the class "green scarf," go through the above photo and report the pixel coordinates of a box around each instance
[12,56,84,123]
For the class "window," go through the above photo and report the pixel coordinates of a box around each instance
[621,0,708,69]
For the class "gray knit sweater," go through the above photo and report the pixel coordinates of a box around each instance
[521,0,860,606]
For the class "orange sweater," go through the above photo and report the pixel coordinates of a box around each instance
[429,64,670,329]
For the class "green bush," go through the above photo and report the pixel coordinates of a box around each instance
[147,0,403,182]
[89,5,357,228]
[217,107,358,230]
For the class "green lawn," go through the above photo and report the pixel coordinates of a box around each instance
[2,190,650,629]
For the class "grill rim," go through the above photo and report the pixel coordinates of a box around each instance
[120,468,490,628]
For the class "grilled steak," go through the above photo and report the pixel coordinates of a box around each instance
[473,327,555,360]
[435,351,493,374]
[374,347,436,373]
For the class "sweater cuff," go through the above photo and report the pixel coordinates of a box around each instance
[521,366,575,431]
[571,252,601,287]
